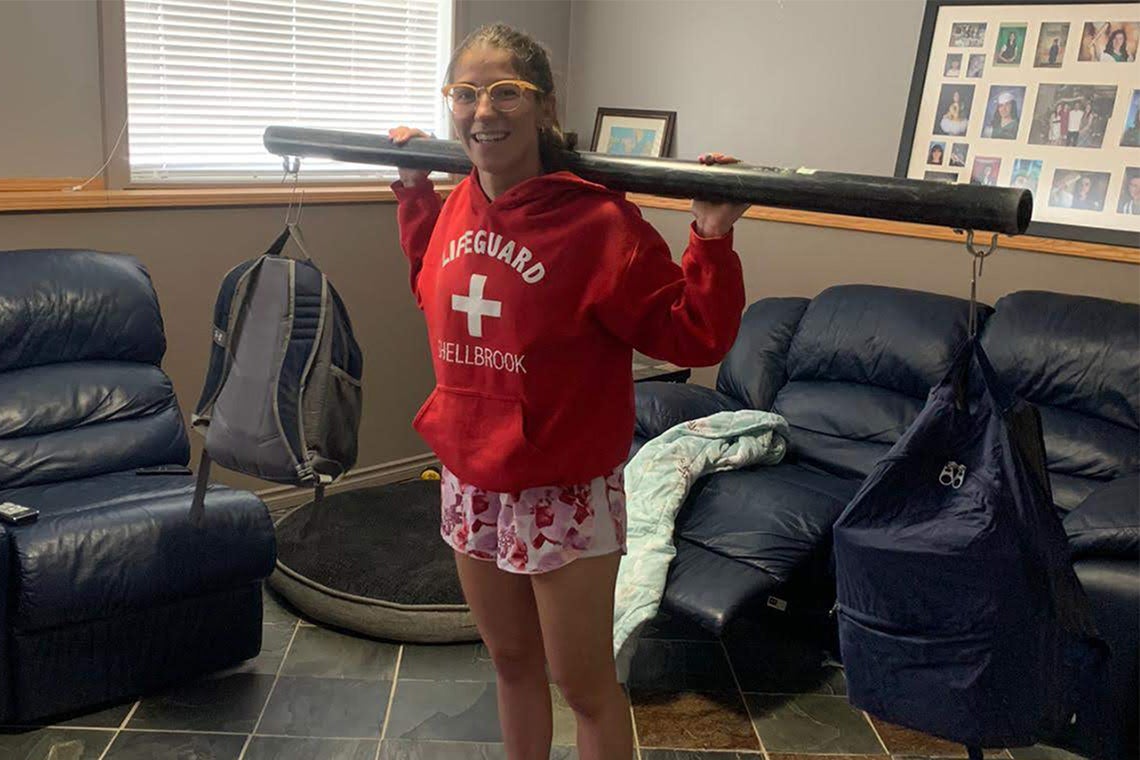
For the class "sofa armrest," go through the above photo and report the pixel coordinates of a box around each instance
[1064,474,1139,560]
[635,382,744,440]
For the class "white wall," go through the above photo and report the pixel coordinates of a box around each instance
[565,0,926,174]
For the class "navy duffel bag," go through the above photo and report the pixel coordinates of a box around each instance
[833,338,1106,754]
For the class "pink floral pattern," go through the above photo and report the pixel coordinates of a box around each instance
[440,466,627,574]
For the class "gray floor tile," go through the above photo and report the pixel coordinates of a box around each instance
[262,583,301,625]
[102,731,246,760]
[384,681,502,743]
[399,643,498,682]
[219,623,295,677]
[378,740,508,759]
[745,694,886,755]
[0,728,113,760]
[628,640,737,692]
[281,626,399,679]
[128,672,276,733]
[242,736,379,760]
[256,676,391,738]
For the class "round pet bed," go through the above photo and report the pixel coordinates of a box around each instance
[269,479,478,643]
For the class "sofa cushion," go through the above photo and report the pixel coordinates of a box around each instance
[983,291,1139,510]
[0,471,275,632]
[0,362,190,489]
[786,285,984,399]
[716,297,810,409]
[634,383,744,440]
[0,250,165,373]
[983,291,1139,431]
[676,463,861,582]
[661,538,780,634]
[1065,475,1140,560]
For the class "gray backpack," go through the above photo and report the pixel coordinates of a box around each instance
[191,228,363,511]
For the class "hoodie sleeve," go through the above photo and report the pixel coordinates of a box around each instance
[392,178,443,306]
[594,204,746,367]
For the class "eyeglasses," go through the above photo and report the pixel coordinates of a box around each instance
[441,79,541,114]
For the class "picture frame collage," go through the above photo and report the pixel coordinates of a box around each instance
[898,0,1139,246]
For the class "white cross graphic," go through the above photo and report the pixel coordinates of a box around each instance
[451,273,501,338]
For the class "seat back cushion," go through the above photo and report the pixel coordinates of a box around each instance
[0,250,189,487]
[716,297,810,410]
[982,291,1139,509]
[775,285,986,478]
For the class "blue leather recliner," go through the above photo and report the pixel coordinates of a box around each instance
[0,249,276,724]
[635,284,1138,759]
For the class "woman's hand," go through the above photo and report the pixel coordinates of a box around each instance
[388,127,432,187]
[691,152,751,238]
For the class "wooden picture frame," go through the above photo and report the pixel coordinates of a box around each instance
[897,0,1139,247]
[589,107,677,158]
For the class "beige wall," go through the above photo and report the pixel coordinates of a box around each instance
[0,0,103,177]
[565,0,924,173]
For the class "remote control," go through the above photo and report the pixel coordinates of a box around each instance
[0,502,39,526]
[136,465,194,476]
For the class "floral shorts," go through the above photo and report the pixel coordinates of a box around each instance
[439,465,628,574]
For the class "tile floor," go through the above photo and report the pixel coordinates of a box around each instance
[0,584,1090,760]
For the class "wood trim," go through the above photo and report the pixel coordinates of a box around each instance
[0,177,105,192]
[627,193,1140,265]
[0,184,453,213]
[1,182,1133,264]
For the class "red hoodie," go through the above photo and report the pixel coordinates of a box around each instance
[393,169,744,492]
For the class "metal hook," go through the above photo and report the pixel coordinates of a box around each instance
[282,156,304,227]
[954,229,1000,338]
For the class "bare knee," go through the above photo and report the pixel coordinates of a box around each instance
[486,642,546,685]
[552,669,623,719]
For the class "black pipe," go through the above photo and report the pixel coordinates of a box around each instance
[264,126,1032,235]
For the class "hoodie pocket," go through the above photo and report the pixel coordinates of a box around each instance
[413,386,544,483]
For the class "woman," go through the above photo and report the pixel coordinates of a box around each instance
[998,30,1019,62]
[1102,28,1132,61]
[388,24,748,760]
[985,91,1019,139]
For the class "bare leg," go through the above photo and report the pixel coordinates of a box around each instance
[453,551,552,760]
[532,552,633,760]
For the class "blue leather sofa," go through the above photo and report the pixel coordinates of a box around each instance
[0,249,277,724]
[635,285,1138,759]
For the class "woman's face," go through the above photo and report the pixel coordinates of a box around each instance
[999,100,1012,116]
[932,147,943,161]
[1079,177,1092,195]
[1110,30,1125,48]
[448,45,546,177]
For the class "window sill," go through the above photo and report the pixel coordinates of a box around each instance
[0,183,456,213]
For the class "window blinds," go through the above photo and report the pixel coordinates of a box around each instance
[123,0,451,182]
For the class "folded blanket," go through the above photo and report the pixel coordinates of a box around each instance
[614,409,789,678]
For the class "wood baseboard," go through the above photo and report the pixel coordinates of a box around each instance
[260,452,440,518]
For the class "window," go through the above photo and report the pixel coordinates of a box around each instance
[123,0,452,183]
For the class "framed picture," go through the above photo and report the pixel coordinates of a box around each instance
[589,107,676,158]
[897,0,1139,247]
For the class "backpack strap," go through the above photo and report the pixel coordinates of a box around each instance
[191,257,266,431]
[189,448,212,524]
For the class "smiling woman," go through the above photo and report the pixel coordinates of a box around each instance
[384,21,750,760]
